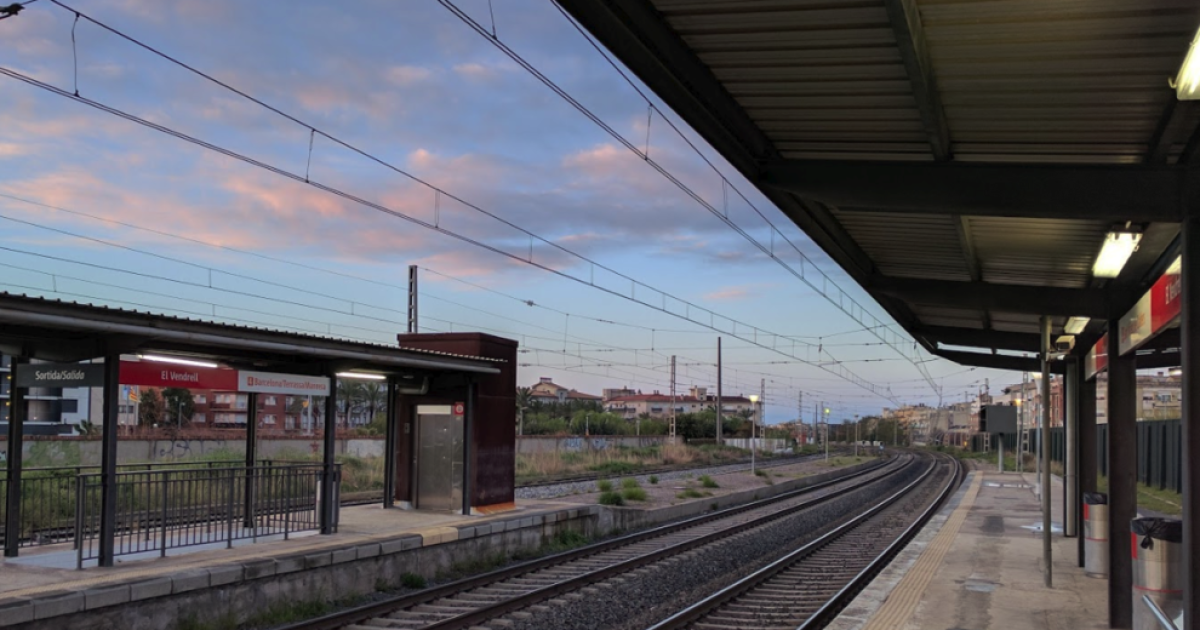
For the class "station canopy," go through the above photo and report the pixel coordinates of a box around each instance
[559,0,1200,372]
[0,292,501,377]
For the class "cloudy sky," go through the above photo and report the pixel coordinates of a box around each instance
[0,0,1010,422]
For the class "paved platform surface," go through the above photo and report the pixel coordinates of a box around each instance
[831,467,1107,630]
[0,498,585,603]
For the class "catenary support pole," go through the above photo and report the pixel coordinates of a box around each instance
[243,392,258,528]
[1079,373,1097,568]
[1180,201,1199,630]
[384,376,398,508]
[99,354,120,566]
[1108,321,1137,628]
[321,370,338,535]
[407,265,419,334]
[1040,315,1053,587]
[4,356,26,557]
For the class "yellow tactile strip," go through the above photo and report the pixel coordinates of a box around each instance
[860,472,983,630]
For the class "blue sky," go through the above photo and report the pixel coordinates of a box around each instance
[0,0,1013,422]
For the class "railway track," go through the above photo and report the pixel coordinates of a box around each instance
[649,453,961,630]
[280,453,938,630]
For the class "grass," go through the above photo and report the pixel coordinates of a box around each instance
[400,572,427,589]
[677,488,705,499]
[754,468,773,485]
[648,475,659,484]
[514,443,755,484]
[596,480,614,492]
[620,478,640,490]
[699,475,719,488]
[820,456,876,468]
[1097,475,1182,516]
[437,551,510,581]
[621,487,648,501]
[599,491,625,506]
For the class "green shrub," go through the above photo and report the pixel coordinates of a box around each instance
[622,487,648,501]
[400,573,426,589]
[699,475,719,488]
[599,491,625,506]
[591,461,637,475]
[754,469,768,477]
[621,478,640,490]
[648,475,659,484]
[597,480,614,492]
[676,488,704,499]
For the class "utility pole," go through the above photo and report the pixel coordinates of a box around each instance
[797,390,804,445]
[1018,371,1027,473]
[823,405,830,462]
[758,378,765,459]
[854,414,859,457]
[670,355,677,442]
[716,337,722,445]
[407,265,419,334]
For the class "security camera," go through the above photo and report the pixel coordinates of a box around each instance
[1054,335,1075,352]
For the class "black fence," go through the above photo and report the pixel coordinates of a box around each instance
[0,460,327,552]
[973,419,1182,494]
[75,463,336,568]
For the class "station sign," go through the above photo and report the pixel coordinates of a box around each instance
[119,360,239,390]
[238,371,330,396]
[1118,256,1182,356]
[1085,334,1108,381]
[14,362,105,388]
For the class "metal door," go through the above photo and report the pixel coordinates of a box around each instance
[415,405,463,511]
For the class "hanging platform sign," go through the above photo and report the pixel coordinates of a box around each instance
[1085,334,1108,381]
[119,360,239,390]
[1118,256,1182,356]
[14,362,105,388]
[239,371,330,396]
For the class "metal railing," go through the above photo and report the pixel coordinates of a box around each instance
[74,463,338,568]
[0,459,316,550]
[1142,594,1182,630]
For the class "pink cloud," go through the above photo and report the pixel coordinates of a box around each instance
[704,286,751,301]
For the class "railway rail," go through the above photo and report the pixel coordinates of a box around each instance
[280,452,951,630]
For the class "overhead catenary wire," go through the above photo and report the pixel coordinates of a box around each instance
[438,0,943,398]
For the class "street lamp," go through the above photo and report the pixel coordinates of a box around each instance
[748,394,759,475]
[823,407,831,461]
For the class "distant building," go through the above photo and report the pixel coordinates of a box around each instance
[604,388,756,421]
[527,377,601,405]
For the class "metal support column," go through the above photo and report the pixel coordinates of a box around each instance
[1180,202,1200,630]
[320,371,338,535]
[1107,322,1137,628]
[4,357,26,557]
[462,378,475,516]
[1065,359,1079,538]
[243,392,258,528]
[1040,315,1053,587]
[383,376,398,508]
[1079,374,1098,568]
[99,354,120,567]
[407,265,419,334]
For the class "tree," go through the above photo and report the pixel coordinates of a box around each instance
[336,379,365,427]
[161,388,196,428]
[515,387,533,435]
[359,382,385,428]
[138,388,165,427]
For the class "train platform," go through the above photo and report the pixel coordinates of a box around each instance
[831,468,1107,630]
[0,499,599,628]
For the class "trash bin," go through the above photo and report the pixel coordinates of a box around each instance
[1083,492,1108,578]
[1131,517,1183,630]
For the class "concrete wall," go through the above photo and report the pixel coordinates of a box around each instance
[720,438,790,452]
[515,435,677,454]
[1,437,386,467]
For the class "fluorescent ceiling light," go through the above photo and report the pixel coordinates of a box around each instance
[1092,231,1142,278]
[139,354,218,368]
[1064,317,1090,335]
[1174,25,1200,100]
[336,372,386,381]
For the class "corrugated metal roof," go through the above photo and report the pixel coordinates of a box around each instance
[0,292,504,364]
